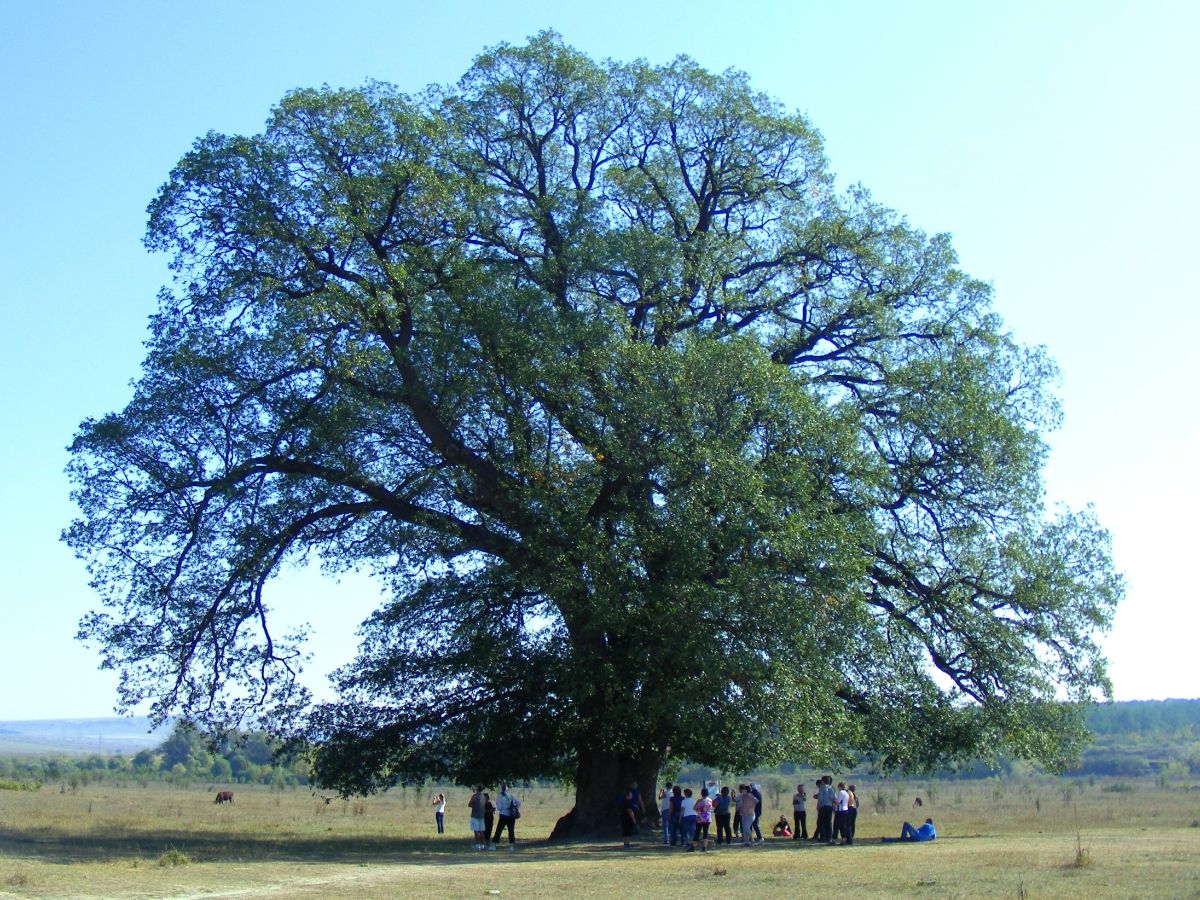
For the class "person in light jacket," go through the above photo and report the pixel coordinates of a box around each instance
[492,783,520,851]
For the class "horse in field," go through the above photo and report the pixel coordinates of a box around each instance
[214,790,234,804]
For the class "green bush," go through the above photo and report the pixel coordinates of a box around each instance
[157,847,191,867]
[0,780,41,792]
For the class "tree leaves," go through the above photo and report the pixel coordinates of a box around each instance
[66,32,1120,786]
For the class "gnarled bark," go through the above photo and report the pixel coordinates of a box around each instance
[549,748,662,840]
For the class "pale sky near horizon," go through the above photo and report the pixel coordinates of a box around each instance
[1,1,1196,721]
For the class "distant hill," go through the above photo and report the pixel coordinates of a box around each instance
[0,717,170,755]
[3,700,1196,765]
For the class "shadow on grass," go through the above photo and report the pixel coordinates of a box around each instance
[0,829,479,866]
[0,829,830,866]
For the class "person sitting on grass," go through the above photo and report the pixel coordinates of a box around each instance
[881,817,937,843]
[772,815,793,838]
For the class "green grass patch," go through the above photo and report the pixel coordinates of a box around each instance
[0,778,1197,897]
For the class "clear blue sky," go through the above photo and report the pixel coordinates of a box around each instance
[2,0,1196,720]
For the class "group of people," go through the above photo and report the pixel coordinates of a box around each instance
[654,777,859,850]
[462,783,522,851]
[650,782,731,852]
[789,776,859,845]
[439,778,936,850]
[650,776,936,850]
[653,781,791,851]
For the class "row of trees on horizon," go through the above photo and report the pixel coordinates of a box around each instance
[3,700,1198,792]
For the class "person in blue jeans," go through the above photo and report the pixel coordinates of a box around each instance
[881,818,937,843]
[680,787,698,850]
[432,792,446,834]
[659,783,673,845]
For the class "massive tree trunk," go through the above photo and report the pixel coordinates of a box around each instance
[549,748,663,840]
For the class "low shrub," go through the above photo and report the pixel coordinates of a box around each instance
[158,847,191,867]
[0,780,41,792]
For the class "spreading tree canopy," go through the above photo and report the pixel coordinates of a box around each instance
[67,33,1121,835]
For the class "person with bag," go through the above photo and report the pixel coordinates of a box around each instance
[492,783,520,851]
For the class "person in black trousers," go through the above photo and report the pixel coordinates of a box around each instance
[791,783,808,840]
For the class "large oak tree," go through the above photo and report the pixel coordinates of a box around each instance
[67,33,1121,836]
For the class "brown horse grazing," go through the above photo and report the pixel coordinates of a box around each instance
[214,791,234,804]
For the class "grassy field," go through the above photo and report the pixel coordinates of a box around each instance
[1,776,1198,898]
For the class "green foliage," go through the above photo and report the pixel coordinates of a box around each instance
[1086,699,1200,738]
[871,788,893,814]
[132,749,157,771]
[0,780,41,792]
[157,846,191,867]
[65,32,1120,803]
[761,774,789,808]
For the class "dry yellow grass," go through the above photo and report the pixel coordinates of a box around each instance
[1,777,1198,898]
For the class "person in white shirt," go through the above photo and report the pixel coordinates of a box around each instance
[791,783,808,839]
[680,787,697,850]
[834,781,850,845]
[432,792,446,834]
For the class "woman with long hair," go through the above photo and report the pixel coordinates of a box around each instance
[432,792,446,834]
